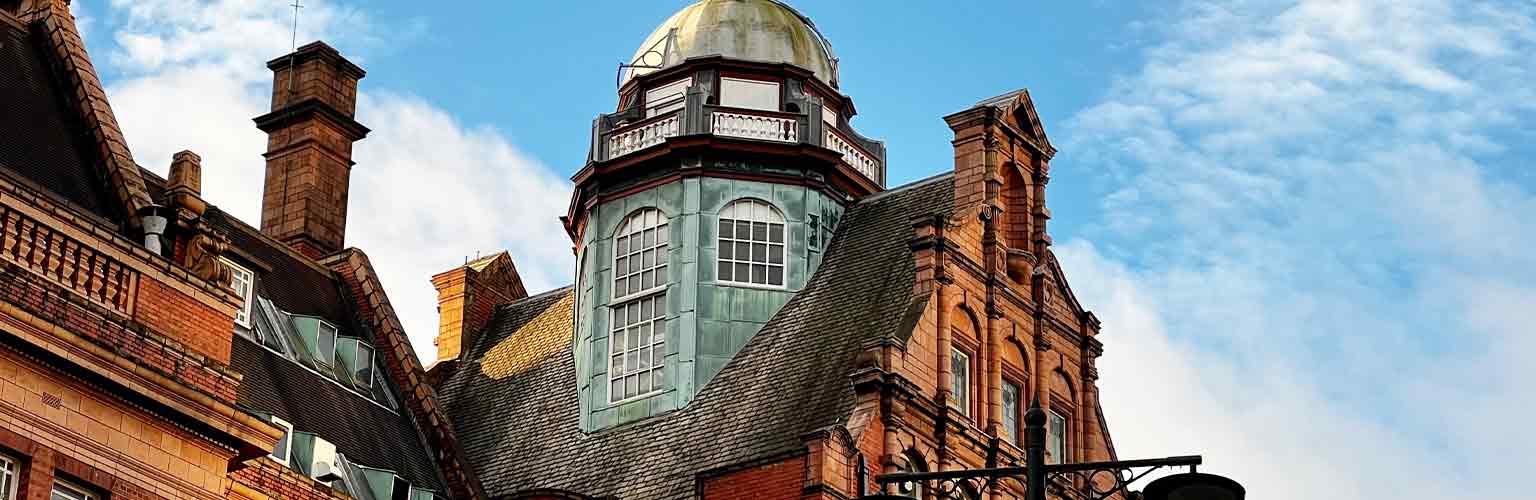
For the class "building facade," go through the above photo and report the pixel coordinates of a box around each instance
[0,1,474,499]
[430,1,1121,499]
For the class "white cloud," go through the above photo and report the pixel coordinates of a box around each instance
[96,0,573,360]
[1060,0,1536,498]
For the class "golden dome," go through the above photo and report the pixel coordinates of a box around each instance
[623,0,839,87]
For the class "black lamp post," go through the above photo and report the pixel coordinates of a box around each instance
[863,397,1244,500]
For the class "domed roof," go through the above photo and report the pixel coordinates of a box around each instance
[623,0,839,87]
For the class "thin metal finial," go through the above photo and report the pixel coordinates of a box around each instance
[289,1,304,53]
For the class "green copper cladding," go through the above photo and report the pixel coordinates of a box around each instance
[575,177,845,431]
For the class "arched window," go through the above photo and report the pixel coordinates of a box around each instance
[895,451,927,498]
[613,208,669,300]
[717,199,786,287]
[610,208,669,403]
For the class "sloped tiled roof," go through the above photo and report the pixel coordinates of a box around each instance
[438,173,957,499]
[0,22,118,220]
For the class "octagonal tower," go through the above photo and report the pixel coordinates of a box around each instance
[564,0,886,431]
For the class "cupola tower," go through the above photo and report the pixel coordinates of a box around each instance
[564,0,886,430]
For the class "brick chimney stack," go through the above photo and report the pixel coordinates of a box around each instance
[254,41,369,259]
[431,252,528,363]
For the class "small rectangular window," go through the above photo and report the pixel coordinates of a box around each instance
[1002,381,1021,445]
[949,348,970,416]
[221,257,256,327]
[1048,410,1067,464]
[0,453,17,500]
[645,78,691,117]
[720,77,781,111]
[50,479,96,500]
[270,416,293,465]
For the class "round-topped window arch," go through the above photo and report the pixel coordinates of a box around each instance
[613,207,670,301]
[716,198,786,287]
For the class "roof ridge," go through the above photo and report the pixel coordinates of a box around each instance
[858,171,954,203]
[497,285,576,310]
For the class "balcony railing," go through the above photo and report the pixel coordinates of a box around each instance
[608,111,681,159]
[824,126,880,181]
[0,205,137,316]
[711,109,797,143]
[593,96,885,186]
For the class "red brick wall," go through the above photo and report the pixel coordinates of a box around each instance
[228,458,349,500]
[701,456,805,500]
[133,275,235,364]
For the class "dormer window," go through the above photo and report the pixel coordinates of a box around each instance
[222,257,255,327]
[717,199,785,287]
[719,77,780,111]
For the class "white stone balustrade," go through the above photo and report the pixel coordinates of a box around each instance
[824,127,879,181]
[608,113,681,159]
[711,111,797,143]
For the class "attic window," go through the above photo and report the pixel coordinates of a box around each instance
[222,257,255,327]
[318,321,338,365]
[270,416,293,465]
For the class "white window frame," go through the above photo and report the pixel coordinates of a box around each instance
[716,199,786,288]
[719,77,781,111]
[949,347,971,416]
[644,78,691,117]
[352,343,374,391]
[222,257,255,328]
[50,478,96,500]
[1048,409,1067,464]
[612,209,669,301]
[269,416,294,465]
[1002,380,1021,445]
[608,293,666,404]
[0,453,17,500]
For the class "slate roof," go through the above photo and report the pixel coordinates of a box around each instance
[138,171,448,490]
[438,173,957,499]
[0,22,118,221]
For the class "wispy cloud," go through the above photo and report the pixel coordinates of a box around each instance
[1059,0,1535,498]
[92,0,572,359]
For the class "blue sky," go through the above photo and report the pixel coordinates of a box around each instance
[74,1,1533,499]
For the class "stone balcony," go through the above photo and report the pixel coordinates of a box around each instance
[590,95,888,187]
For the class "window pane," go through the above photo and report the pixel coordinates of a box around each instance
[769,224,784,243]
[768,266,784,286]
[719,219,733,239]
[656,224,668,244]
[610,379,624,399]
[735,263,750,282]
[751,265,766,284]
[736,242,751,261]
[736,221,752,239]
[752,222,767,240]
[719,241,733,259]
[768,244,784,264]
[616,235,629,255]
[752,243,766,262]
[718,261,733,281]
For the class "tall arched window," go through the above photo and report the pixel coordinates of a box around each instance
[610,208,669,403]
[613,208,669,300]
[717,199,786,287]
